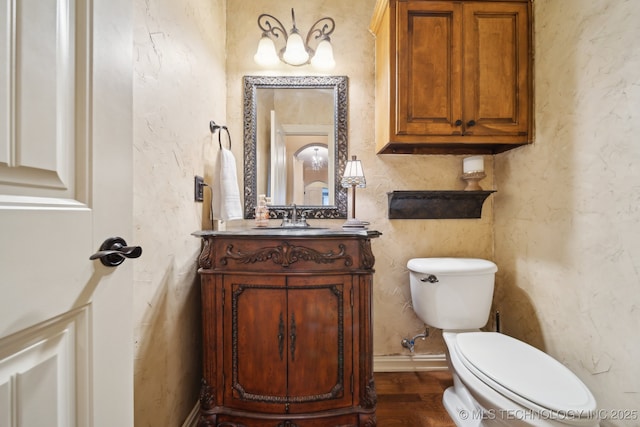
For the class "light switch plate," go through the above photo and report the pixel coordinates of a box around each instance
[194,175,205,202]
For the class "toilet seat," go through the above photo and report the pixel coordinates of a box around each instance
[454,332,597,422]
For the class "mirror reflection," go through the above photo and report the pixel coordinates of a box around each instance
[243,76,348,219]
[256,88,334,206]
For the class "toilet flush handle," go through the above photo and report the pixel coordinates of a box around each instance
[420,274,439,283]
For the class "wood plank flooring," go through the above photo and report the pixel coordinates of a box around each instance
[375,371,456,427]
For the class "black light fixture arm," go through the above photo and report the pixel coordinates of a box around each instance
[289,8,300,34]
[306,16,335,48]
[257,13,288,44]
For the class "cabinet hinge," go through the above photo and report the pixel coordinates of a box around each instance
[350,287,354,307]
[222,287,225,308]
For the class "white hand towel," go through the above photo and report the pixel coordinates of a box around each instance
[211,147,243,221]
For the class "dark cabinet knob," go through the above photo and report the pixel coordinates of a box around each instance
[466,120,476,127]
[454,119,463,126]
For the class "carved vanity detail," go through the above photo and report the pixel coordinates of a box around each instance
[195,229,381,427]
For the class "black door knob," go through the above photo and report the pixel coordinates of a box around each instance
[90,237,142,267]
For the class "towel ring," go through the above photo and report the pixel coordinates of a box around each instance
[209,120,232,150]
[218,126,231,150]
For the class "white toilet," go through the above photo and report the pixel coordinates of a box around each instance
[407,258,599,427]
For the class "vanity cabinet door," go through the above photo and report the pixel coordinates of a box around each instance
[461,2,530,138]
[222,274,354,414]
[395,1,462,137]
[286,275,354,413]
[223,274,288,413]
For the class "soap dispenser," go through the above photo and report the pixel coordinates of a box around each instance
[254,194,270,227]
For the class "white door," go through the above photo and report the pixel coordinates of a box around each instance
[0,0,133,426]
[270,110,287,205]
[292,157,304,205]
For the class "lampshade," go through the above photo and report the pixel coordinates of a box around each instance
[341,156,366,188]
[310,39,335,70]
[341,155,367,229]
[282,31,309,66]
[254,35,280,67]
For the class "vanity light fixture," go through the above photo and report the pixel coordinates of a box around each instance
[254,8,336,69]
[341,155,367,229]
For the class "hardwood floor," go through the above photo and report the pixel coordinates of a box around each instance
[375,370,456,427]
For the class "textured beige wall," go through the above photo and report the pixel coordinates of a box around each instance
[132,0,226,425]
[494,0,640,418]
[226,0,495,357]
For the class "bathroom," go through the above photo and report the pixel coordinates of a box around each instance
[1,0,634,425]
[130,0,639,425]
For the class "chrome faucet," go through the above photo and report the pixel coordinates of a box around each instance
[278,204,310,228]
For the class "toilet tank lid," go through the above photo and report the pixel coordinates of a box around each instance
[407,258,497,275]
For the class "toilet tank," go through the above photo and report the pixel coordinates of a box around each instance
[407,258,497,330]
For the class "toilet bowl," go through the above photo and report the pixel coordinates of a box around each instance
[407,258,598,427]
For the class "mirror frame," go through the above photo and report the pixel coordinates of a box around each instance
[243,75,349,219]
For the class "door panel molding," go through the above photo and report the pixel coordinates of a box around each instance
[0,0,89,202]
[0,305,90,427]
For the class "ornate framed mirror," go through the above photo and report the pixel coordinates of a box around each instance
[243,75,348,219]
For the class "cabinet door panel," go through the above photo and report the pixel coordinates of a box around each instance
[463,2,529,135]
[224,275,287,413]
[286,275,353,413]
[397,2,462,135]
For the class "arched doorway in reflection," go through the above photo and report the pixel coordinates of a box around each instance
[293,144,329,206]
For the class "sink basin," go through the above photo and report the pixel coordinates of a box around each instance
[253,226,328,230]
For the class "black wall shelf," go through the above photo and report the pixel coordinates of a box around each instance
[387,190,495,219]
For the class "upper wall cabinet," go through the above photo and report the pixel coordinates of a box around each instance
[370,0,533,154]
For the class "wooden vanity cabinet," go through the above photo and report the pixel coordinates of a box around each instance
[196,230,380,427]
[371,0,533,154]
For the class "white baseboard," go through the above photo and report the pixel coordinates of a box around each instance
[181,401,200,427]
[373,354,448,372]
